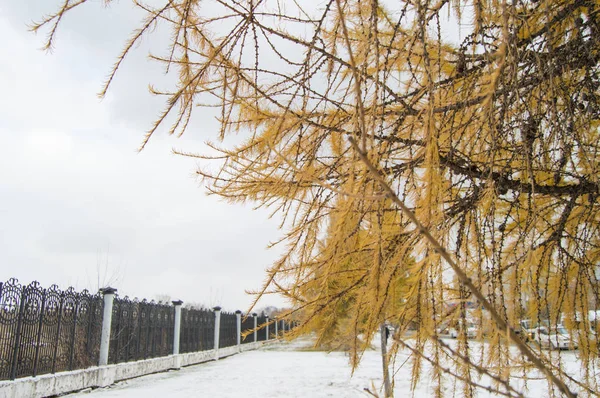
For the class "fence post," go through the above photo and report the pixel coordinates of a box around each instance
[274,316,278,339]
[172,300,183,355]
[99,287,117,366]
[235,310,242,353]
[252,313,258,343]
[172,300,183,369]
[213,306,221,360]
[266,316,269,340]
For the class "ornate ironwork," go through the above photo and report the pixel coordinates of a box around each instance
[240,315,254,344]
[256,315,268,341]
[0,277,263,380]
[0,278,103,380]
[109,296,174,364]
[219,312,237,348]
[180,307,214,353]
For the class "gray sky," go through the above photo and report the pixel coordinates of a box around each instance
[0,0,287,311]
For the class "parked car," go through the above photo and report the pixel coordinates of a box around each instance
[437,322,477,339]
[518,319,538,342]
[530,326,578,350]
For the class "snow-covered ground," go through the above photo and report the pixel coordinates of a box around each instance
[65,336,592,397]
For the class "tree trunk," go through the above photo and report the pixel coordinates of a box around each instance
[380,323,392,397]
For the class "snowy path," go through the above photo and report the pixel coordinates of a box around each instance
[67,338,403,397]
[65,337,587,397]
[68,340,418,398]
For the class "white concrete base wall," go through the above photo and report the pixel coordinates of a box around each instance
[0,342,263,398]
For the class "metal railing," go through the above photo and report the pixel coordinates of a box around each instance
[109,297,174,364]
[219,311,237,349]
[0,278,297,381]
[257,315,268,341]
[0,279,103,380]
[241,316,255,343]
[180,307,214,353]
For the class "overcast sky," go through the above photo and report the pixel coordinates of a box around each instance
[0,1,287,311]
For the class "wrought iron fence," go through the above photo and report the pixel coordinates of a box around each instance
[108,297,174,364]
[180,307,214,353]
[273,319,283,339]
[280,320,287,337]
[0,278,103,381]
[240,315,255,343]
[269,320,278,339]
[257,315,268,342]
[0,278,294,381]
[219,312,237,348]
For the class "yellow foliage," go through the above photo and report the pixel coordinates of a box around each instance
[37,0,600,396]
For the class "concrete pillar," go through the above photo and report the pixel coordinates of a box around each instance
[213,306,221,360]
[99,287,117,366]
[235,310,242,352]
[252,313,258,342]
[266,316,269,340]
[274,317,278,338]
[172,300,183,355]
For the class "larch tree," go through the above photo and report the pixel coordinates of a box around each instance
[35,0,600,396]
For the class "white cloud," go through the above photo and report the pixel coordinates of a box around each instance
[0,2,288,311]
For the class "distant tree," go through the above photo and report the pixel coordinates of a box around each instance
[183,301,207,310]
[90,246,123,292]
[153,293,171,304]
[255,305,278,317]
[34,0,600,396]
